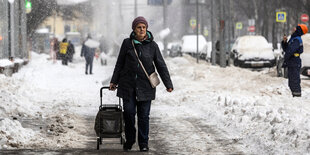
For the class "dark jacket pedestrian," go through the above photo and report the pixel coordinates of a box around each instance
[81,37,96,74]
[110,16,173,152]
[67,41,75,62]
[282,24,308,97]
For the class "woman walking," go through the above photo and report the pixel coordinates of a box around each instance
[110,16,173,152]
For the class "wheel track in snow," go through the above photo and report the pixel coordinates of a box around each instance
[149,116,244,154]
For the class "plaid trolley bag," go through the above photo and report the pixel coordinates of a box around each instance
[94,86,124,150]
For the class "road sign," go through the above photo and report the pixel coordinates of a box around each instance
[301,14,309,22]
[236,22,243,29]
[190,19,197,27]
[248,26,255,32]
[276,12,287,22]
[25,0,32,13]
[248,19,255,26]
[204,29,209,36]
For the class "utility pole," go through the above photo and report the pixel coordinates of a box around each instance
[196,0,199,63]
[134,0,137,17]
[227,0,231,66]
[219,0,226,67]
[163,0,168,57]
[211,0,216,65]
[9,1,15,58]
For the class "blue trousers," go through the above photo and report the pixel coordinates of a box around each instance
[288,66,301,93]
[123,93,151,146]
[85,56,93,73]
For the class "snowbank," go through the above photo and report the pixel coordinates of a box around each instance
[0,118,37,149]
[0,59,14,67]
[154,55,310,154]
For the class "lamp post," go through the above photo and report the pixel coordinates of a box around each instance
[196,0,199,63]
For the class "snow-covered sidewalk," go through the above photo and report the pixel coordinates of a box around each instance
[0,52,310,154]
[152,55,310,154]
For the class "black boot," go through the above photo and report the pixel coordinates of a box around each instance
[139,144,149,152]
[123,142,134,151]
[292,92,301,97]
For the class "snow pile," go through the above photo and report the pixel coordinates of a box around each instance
[0,59,13,67]
[153,55,310,154]
[0,118,37,149]
[232,35,275,60]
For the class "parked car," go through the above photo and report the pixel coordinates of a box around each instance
[231,35,276,68]
[168,44,182,57]
[181,35,208,59]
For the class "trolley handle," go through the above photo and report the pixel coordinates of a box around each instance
[100,86,121,108]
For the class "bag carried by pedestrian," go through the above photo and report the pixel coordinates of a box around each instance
[132,40,160,88]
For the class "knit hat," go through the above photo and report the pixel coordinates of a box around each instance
[298,24,308,34]
[132,16,148,30]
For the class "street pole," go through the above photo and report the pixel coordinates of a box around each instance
[134,0,137,17]
[10,1,15,58]
[196,0,199,63]
[211,0,216,65]
[163,0,167,57]
[227,0,231,66]
[219,0,225,67]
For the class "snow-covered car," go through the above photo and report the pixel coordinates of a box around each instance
[181,35,208,59]
[301,34,310,77]
[231,35,276,68]
[168,44,182,57]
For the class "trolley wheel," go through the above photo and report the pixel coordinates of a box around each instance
[97,137,100,150]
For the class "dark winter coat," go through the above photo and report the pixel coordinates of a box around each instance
[110,31,173,101]
[81,40,95,59]
[68,43,75,57]
[282,26,303,68]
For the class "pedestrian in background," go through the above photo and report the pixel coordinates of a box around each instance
[81,35,96,75]
[67,40,75,63]
[59,38,69,65]
[282,24,308,97]
[109,16,173,152]
[50,38,58,63]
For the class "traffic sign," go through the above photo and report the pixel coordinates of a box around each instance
[204,29,209,36]
[276,12,286,22]
[248,26,255,32]
[25,0,32,13]
[190,19,197,27]
[236,22,243,29]
[301,14,309,22]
